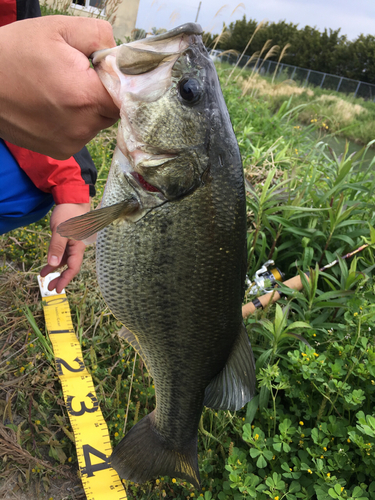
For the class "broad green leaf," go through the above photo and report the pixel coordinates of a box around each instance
[256,454,267,468]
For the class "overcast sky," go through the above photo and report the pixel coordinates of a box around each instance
[136,0,375,42]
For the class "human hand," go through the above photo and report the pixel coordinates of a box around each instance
[0,16,119,160]
[40,202,91,292]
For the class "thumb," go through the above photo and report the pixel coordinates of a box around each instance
[47,231,67,268]
[58,17,116,57]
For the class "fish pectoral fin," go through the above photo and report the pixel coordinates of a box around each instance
[203,324,256,411]
[111,412,200,489]
[118,326,152,376]
[57,198,139,241]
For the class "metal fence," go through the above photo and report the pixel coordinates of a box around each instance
[214,51,375,101]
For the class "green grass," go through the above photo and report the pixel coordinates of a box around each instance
[219,60,375,146]
[1,68,375,499]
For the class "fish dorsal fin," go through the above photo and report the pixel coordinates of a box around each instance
[118,326,152,376]
[57,198,139,241]
[203,324,256,411]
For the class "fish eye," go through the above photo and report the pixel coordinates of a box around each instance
[179,78,201,104]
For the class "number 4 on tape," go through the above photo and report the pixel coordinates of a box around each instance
[38,273,127,500]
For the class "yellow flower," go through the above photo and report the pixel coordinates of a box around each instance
[327,473,331,477]
[35,420,41,425]
[323,447,327,451]
[354,312,358,317]
[275,497,279,500]
[254,434,259,440]
[301,353,307,357]
[301,434,305,438]
[190,493,195,498]
[299,421,304,426]
[172,478,176,483]
[347,439,351,443]
[308,469,312,474]
[156,479,160,485]
[314,353,319,357]
[114,432,119,437]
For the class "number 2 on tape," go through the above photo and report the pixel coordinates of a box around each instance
[55,357,85,375]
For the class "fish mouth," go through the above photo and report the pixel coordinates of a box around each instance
[131,172,160,193]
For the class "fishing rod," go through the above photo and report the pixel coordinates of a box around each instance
[242,243,369,318]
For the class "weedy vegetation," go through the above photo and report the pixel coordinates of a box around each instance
[1,24,375,500]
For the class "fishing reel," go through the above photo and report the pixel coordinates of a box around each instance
[246,260,284,296]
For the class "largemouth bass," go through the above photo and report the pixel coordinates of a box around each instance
[58,23,256,489]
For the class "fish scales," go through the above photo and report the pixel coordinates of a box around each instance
[98,169,245,430]
[57,23,256,489]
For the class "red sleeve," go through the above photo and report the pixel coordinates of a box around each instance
[0,0,17,26]
[5,142,91,205]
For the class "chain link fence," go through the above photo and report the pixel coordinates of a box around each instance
[213,51,375,101]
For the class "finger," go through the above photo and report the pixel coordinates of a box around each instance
[45,275,61,292]
[53,248,85,293]
[47,231,68,269]
[40,259,67,278]
[59,17,116,58]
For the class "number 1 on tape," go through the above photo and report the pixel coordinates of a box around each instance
[38,273,127,500]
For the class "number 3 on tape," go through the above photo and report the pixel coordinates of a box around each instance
[38,273,127,500]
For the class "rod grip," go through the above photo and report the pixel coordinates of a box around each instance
[242,274,308,318]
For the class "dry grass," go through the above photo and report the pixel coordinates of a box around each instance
[241,72,315,98]
[226,19,267,84]
[310,94,368,125]
[211,25,231,50]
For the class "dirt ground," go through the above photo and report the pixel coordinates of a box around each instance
[0,474,84,500]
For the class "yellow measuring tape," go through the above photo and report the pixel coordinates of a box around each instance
[38,273,127,500]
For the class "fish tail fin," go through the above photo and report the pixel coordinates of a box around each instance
[111,411,200,489]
